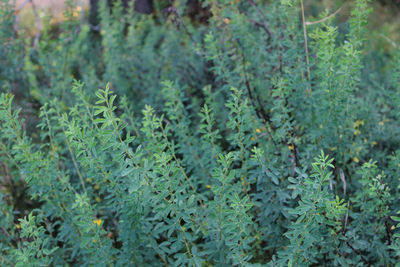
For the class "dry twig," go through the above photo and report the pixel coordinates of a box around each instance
[305,6,343,26]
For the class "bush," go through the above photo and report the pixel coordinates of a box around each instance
[1,0,400,265]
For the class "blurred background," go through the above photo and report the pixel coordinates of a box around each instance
[13,0,400,43]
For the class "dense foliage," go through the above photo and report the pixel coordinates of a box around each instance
[1,0,400,265]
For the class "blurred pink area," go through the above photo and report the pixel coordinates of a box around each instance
[15,0,88,14]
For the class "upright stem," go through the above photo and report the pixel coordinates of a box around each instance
[301,0,312,96]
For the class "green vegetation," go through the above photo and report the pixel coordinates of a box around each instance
[1,0,400,265]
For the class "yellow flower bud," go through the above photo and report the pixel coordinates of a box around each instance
[93,219,103,227]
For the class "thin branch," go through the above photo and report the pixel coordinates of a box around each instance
[339,168,346,195]
[237,40,277,146]
[0,226,10,238]
[16,0,30,10]
[380,34,399,49]
[0,255,15,267]
[166,3,205,57]
[28,0,42,48]
[14,0,30,32]
[247,0,272,40]
[345,241,369,265]
[305,6,343,26]
[342,201,350,235]
[340,202,368,264]
[77,0,86,22]
[300,0,311,96]
[385,216,392,245]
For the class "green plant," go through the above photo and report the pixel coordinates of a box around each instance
[2,0,400,265]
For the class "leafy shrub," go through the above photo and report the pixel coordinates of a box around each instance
[1,0,400,265]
